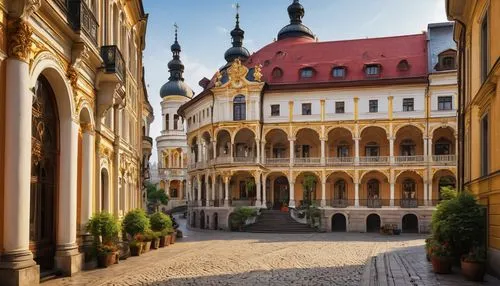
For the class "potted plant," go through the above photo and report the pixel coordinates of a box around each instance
[161,228,172,246]
[149,212,173,248]
[430,240,454,274]
[123,209,150,254]
[142,229,154,253]
[129,235,144,256]
[86,212,121,268]
[151,232,161,249]
[145,182,169,212]
[425,237,433,262]
[461,246,486,281]
[229,207,257,231]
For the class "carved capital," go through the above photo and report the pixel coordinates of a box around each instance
[7,19,33,62]
[9,0,42,20]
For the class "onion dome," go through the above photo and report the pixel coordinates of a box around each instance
[224,5,250,63]
[160,25,193,98]
[277,0,315,41]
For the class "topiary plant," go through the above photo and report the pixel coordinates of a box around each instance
[149,212,172,232]
[122,209,150,237]
[86,212,120,244]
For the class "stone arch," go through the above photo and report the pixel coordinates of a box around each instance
[393,123,425,136]
[294,126,321,138]
[232,127,256,143]
[430,124,456,136]
[77,101,95,127]
[366,213,382,233]
[401,213,419,233]
[331,213,348,232]
[359,170,389,183]
[358,125,388,138]
[263,127,289,139]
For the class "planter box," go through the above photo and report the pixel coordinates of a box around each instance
[97,252,117,268]
[171,232,176,244]
[142,241,151,253]
[461,260,485,281]
[151,238,160,249]
[166,235,172,246]
[431,256,453,274]
[159,236,167,248]
[130,244,143,256]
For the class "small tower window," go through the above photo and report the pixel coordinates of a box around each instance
[174,114,179,130]
[300,68,314,79]
[332,67,346,78]
[166,114,170,130]
[365,64,380,76]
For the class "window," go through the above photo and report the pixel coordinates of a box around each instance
[301,145,310,158]
[332,67,346,78]
[173,114,179,130]
[334,180,347,200]
[435,50,457,71]
[400,139,416,156]
[397,60,409,71]
[300,68,314,78]
[271,104,280,116]
[481,114,489,176]
[302,103,312,115]
[438,96,453,111]
[170,188,178,198]
[402,179,416,199]
[365,142,379,157]
[365,65,380,76]
[165,114,169,130]
[367,179,380,199]
[369,100,378,113]
[442,57,455,69]
[402,98,414,112]
[272,67,283,79]
[337,143,349,157]
[481,12,489,82]
[233,95,246,121]
[435,138,451,155]
[335,102,345,114]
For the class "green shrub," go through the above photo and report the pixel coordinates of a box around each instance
[149,212,172,232]
[439,186,457,201]
[431,191,486,258]
[86,212,120,244]
[122,209,150,237]
[230,207,257,231]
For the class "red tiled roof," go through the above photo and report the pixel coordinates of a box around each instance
[244,34,428,85]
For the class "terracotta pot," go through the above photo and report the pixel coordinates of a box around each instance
[431,256,453,274]
[142,241,151,253]
[166,235,172,246]
[97,252,116,268]
[461,259,486,281]
[171,232,176,244]
[426,248,432,262]
[151,238,160,249]
[159,236,167,248]
[130,244,143,256]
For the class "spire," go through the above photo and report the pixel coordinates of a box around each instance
[277,0,315,41]
[224,3,250,63]
[160,23,193,99]
[168,23,184,81]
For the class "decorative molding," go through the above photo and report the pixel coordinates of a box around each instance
[253,64,263,82]
[7,19,32,62]
[10,0,42,20]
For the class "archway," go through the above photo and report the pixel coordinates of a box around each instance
[265,129,289,163]
[331,214,347,232]
[200,210,205,229]
[366,214,381,233]
[30,74,58,270]
[327,127,354,163]
[273,176,289,209]
[216,130,231,158]
[402,214,419,233]
[213,213,219,230]
[295,128,321,163]
[233,128,256,161]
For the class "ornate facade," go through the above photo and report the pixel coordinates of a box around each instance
[447,0,500,276]
[0,0,151,284]
[179,2,458,234]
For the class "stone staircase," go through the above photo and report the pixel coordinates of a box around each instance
[244,210,316,233]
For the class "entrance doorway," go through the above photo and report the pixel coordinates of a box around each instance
[273,176,289,209]
[402,214,419,233]
[213,213,218,230]
[366,214,381,233]
[331,214,347,232]
[30,75,58,270]
[200,210,205,229]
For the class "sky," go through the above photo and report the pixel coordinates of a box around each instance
[143,0,449,163]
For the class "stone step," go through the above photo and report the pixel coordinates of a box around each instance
[245,210,316,233]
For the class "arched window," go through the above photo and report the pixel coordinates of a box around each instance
[337,140,350,157]
[400,139,416,156]
[435,138,452,155]
[165,114,170,130]
[397,60,410,71]
[402,179,416,199]
[174,114,179,130]
[233,95,246,121]
[367,179,380,199]
[365,142,379,157]
[334,180,347,200]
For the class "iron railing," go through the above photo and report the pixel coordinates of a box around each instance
[68,0,98,45]
[326,157,354,166]
[359,156,390,165]
[100,45,126,84]
[294,157,321,166]
[398,199,419,208]
[331,199,351,208]
[394,155,425,164]
[266,157,290,165]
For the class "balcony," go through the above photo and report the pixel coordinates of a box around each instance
[326,157,354,166]
[432,155,456,165]
[294,157,321,166]
[233,156,257,164]
[359,156,390,165]
[330,199,351,208]
[100,45,126,84]
[158,168,186,179]
[398,199,419,208]
[68,0,99,45]
[266,157,290,166]
[142,136,152,152]
[359,199,384,208]
[394,155,425,165]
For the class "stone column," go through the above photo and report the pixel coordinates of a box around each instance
[321,180,326,207]
[289,180,296,208]
[1,20,39,284]
[428,137,434,163]
[428,180,433,206]
[205,176,210,206]
[262,176,267,208]
[320,138,326,165]
[261,141,266,164]
[354,170,360,207]
[197,175,202,206]
[212,140,217,159]
[55,120,83,275]
[81,127,95,229]
[112,106,120,216]
[224,176,230,207]
[354,137,360,165]
[389,137,395,164]
[423,137,428,162]
[424,179,429,207]
[289,138,295,167]
[211,177,216,202]
[197,140,202,163]
[255,176,261,207]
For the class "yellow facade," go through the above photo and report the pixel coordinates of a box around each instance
[447,0,500,276]
[0,0,6,253]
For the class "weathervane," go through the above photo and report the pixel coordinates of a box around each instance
[174,22,178,41]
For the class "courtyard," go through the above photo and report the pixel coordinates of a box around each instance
[41,217,498,286]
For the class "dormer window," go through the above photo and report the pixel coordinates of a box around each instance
[300,68,314,79]
[397,60,409,71]
[365,64,380,77]
[332,67,346,78]
[435,49,457,71]
[272,67,283,79]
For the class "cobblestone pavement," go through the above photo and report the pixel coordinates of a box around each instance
[44,218,474,286]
